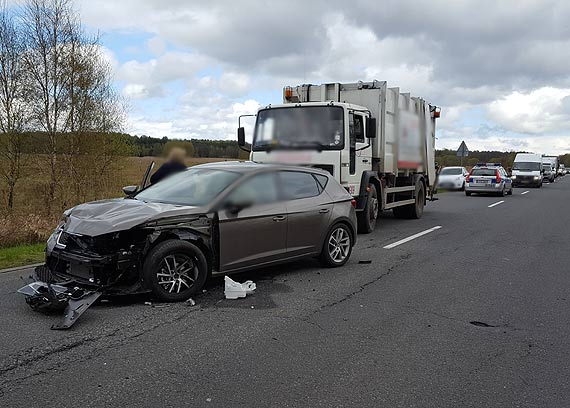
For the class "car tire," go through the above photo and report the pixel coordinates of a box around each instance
[498,186,506,197]
[319,223,353,267]
[357,183,379,234]
[460,182,465,191]
[507,187,513,195]
[465,191,472,196]
[143,239,208,302]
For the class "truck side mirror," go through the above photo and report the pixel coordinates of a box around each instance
[237,127,246,146]
[366,117,376,139]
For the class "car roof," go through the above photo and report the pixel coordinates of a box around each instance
[192,161,331,176]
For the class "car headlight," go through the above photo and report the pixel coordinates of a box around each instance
[511,175,516,179]
[534,176,540,180]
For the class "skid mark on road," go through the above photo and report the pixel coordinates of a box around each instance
[488,200,505,208]
[383,226,442,249]
[521,191,529,195]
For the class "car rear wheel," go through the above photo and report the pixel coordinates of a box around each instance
[319,224,353,267]
[357,183,378,234]
[143,240,208,302]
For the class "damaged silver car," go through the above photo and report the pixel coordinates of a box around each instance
[20,162,357,328]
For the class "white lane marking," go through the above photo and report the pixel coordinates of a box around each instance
[488,200,505,208]
[521,190,530,195]
[383,226,443,249]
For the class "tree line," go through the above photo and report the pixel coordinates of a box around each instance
[0,0,126,214]
[435,149,570,169]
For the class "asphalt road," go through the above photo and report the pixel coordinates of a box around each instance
[1,177,569,407]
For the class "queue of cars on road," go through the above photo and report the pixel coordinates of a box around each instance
[437,154,566,198]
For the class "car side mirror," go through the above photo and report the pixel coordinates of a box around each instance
[366,117,377,139]
[224,200,252,215]
[237,127,246,146]
[122,185,138,196]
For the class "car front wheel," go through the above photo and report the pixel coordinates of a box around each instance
[320,224,353,267]
[143,240,208,302]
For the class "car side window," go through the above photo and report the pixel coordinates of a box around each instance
[226,173,278,205]
[280,171,321,200]
[313,174,329,192]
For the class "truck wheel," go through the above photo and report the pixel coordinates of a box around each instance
[143,240,208,302]
[357,184,378,233]
[393,181,425,219]
[409,182,425,219]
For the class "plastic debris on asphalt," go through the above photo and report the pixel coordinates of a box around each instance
[185,298,196,306]
[224,276,256,299]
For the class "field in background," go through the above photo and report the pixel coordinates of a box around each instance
[0,156,226,250]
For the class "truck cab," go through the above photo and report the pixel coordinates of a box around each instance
[250,102,375,196]
[238,81,440,233]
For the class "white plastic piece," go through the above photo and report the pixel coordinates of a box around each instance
[224,276,256,299]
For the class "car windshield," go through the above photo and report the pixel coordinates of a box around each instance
[252,106,344,151]
[440,168,463,175]
[136,168,241,206]
[513,161,541,171]
[543,165,551,171]
[471,168,497,176]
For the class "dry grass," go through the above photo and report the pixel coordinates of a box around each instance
[0,156,226,248]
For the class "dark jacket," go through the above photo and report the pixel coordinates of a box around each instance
[150,161,187,185]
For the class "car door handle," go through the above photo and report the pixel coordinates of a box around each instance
[319,209,330,214]
[362,159,369,163]
[273,215,286,222]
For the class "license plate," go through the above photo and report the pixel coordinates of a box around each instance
[476,179,489,184]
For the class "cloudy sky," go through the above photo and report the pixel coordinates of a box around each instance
[77,0,570,154]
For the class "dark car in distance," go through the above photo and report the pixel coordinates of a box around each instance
[33,162,357,304]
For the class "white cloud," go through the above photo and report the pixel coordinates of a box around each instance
[76,0,570,153]
[488,87,570,134]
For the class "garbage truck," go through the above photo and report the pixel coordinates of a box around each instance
[237,81,440,233]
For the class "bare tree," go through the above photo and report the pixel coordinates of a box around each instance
[19,0,126,213]
[20,0,76,214]
[0,7,26,209]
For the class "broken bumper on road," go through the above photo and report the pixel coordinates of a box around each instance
[18,238,147,330]
[18,278,103,330]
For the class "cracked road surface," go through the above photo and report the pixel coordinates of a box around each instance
[1,178,570,407]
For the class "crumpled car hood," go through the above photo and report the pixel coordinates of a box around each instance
[63,198,206,236]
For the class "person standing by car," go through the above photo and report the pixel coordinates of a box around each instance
[150,147,187,184]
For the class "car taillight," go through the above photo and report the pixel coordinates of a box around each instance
[496,170,501,183]
[466,172,472,182]
[351,199,357,208]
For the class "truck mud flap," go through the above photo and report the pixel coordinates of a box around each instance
[51,291,102,330]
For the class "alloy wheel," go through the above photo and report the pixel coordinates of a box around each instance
[157,254,197,294]
[328,227,351,263]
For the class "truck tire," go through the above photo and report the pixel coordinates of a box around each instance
[143,239,208,302]
[393,181,425,219]
[357,184,378,233]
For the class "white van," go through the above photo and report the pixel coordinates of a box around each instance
[512,153,543,188]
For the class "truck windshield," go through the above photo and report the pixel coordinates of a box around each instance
[513,162,541,171]
[252,106,344,151]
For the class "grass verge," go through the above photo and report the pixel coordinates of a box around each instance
[0,243,45,270]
